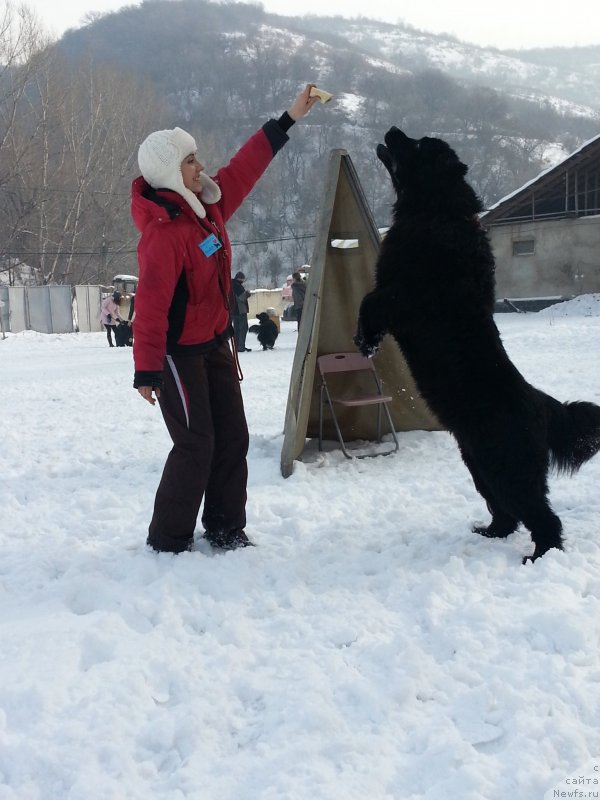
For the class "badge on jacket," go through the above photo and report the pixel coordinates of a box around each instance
[199,233,223,257]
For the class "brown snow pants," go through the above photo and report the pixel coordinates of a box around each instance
[147,342,248,553]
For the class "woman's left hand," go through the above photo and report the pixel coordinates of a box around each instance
[287,83,319,121]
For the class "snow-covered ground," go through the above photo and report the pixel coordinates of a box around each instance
[2,300,600,800]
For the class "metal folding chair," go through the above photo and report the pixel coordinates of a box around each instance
[317,352,399,459]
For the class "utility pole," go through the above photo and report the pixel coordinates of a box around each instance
[101,236,108,284]
[0,298,6,339]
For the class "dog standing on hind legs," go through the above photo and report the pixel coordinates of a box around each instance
[355,126,600,562]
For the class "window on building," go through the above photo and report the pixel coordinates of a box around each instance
[512,239,535,256]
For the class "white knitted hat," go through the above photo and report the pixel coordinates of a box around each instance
[137,127,221,219]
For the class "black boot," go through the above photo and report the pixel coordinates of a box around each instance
[204,529,254,550]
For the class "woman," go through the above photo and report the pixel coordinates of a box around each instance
[291,271,307,327]
[100,291,123,347]
[131,84,319,553]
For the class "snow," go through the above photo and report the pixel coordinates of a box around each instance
[2,299,600,799]
[335,91,363,115]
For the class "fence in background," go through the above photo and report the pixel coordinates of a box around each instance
[249,288,286,318]
[1,285,287,335]
[7,286,74,334]
[0,286,8,337]
[1,285,104,335]
[74,286,103,332]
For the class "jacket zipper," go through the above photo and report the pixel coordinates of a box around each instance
[204,217,230,312]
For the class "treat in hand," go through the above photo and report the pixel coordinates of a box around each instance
[309,86,334,104]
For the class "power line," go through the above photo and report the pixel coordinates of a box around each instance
[231,233,316,246]
[0,186,130,197]
[1,251,126,258]
[0,232,319,259]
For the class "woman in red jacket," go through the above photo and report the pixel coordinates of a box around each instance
[132,84,319,554]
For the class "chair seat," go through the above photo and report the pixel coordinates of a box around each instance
[329,394,393,407]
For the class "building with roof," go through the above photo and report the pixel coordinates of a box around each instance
[481,133,600,300]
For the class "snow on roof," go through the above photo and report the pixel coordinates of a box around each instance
[483,131,600,215]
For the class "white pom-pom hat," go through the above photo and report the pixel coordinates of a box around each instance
[137,127,221,219]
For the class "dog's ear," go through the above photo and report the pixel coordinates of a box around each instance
[435,150,468,178]
[419,137,467,179]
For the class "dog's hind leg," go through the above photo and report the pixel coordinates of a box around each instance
[495,450,565,562]
[490,465,563,562]
[460,447,519,539]
[519,501,563,563]
[473,510,519,539]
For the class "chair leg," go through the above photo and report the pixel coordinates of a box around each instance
[382,403,400,453]
[319,384,324,451]
[323,385,352,458]
[373,372,398,453]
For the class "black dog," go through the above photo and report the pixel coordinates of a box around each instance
[249,312,278,350]
[355,126,600,562]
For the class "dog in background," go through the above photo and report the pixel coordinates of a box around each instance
[355,126,600,562]
[249,312,279,350]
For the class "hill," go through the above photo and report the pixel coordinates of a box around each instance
[3,0,599,287]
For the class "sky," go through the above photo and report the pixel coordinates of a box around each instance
[25,0,600,50]
[1,298,600,798]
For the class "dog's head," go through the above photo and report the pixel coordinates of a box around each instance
[377,127,481,214]
[257,312,269,323]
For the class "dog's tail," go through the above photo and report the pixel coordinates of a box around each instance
[547,394,600,475]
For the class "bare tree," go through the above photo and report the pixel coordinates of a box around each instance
[2,34,168,285]
[0,2,52,282]
[32,57,167,285]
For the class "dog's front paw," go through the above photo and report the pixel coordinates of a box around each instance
[354,326,382,358]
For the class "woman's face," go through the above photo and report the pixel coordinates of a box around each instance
[180,152,205,192]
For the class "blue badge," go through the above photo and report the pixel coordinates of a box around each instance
[199,233,223,257]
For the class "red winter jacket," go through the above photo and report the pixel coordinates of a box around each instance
[131,118,291,387]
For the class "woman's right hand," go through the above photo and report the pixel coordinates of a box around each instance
[138,386,160,405]
[287,83,319,120]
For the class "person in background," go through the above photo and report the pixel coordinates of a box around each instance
[291,271,306,328]
[116,293,135,347]
[265,306,280,332]
[100,291,123,347]
[131,84,320,554]
[230,271,252,352]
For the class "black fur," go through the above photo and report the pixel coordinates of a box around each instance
[249,312,278,350]
[355,126,600,562]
